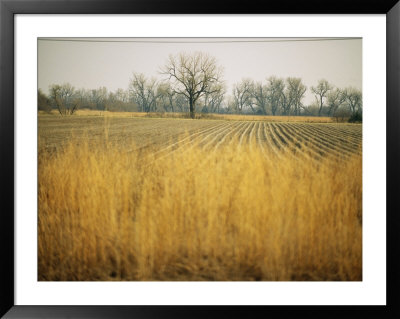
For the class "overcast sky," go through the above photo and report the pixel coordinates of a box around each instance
[38,37,362,105]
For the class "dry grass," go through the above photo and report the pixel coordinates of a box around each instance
[38,130,362,281]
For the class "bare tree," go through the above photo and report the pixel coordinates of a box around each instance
[88,87,108,111]
[106,89,131,112]
[326,88,346,116]
[233,79,254,113]
[343,87,362,115]
[49,83,80,115]
[266,76,285,116]
[129,73,158,113]
[161,52,223,119]
[200,83,225,113]
[284,77,307,115]
[115,88,129,104]
[311,79,332,116]
[74,88,90,109]
[157,82,175,112]
[333,106,352,123]
[175,94,188,112]
[251,81,268,114]
[279,89,290,115]
[206,85,225,113]
[224,95,236,114]
[38,89,51,113]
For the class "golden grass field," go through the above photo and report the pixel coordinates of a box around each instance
[38,112,362,281]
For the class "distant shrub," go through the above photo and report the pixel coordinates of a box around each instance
[38,89,52,113]
[348,111,362,123]
[333,107,351,123]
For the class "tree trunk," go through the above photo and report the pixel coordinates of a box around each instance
[318,96,323,116]
[189,97,195,119]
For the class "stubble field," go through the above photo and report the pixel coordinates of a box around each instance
[38,114,362,281]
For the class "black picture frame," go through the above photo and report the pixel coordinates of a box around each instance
[1,0,399,318]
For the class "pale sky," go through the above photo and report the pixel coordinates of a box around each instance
[38,37,362,105]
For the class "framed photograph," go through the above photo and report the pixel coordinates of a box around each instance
[1,0,399,318]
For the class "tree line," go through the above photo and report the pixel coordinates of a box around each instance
[38,51,362,121]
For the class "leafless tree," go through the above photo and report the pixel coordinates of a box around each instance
[224,96,236,114]
[266,76,285,116]
[342,87,362,115]
[88,87,108,111]
[161,52,223,119]
[38,89,51,113]
[333,106,352,123]
[326,88,346,116]
[233,79,254,113]
[157,82,175,112]
[175,94,188,112]
[49,83,80,115]
[202,84,225,113]
[311,79,332,116]
[115,88,129,103]
[129,73,159,112]
[250,81,269,115]
[284,77,307,115]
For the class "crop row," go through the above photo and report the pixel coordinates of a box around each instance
[152,121,362,163]
[38,116,362,163]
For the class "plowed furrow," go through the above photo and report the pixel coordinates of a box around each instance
[281,124,328,160]
[302,124,361,150]
[248,122,257,146]
[314,124,362,146]
[201,122,237,151]
[212,121,245,153]
[323,124,362,139]
[270,123,308,162]
[291,124,351,159]
[256,122,267,154]
[266,123,283,151]
[259,122,280,158]
[238,122,253,147]
[296,124,357,156]
[275,124,319,162]
[155,122,226,153]
[126,120,221,154]
[178,122,235,155]
[150,122,227,161]
[226,121,249,147]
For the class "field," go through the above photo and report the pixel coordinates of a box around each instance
[41,109,336,123]
[38,113,362,281]
[38,114,360,157]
